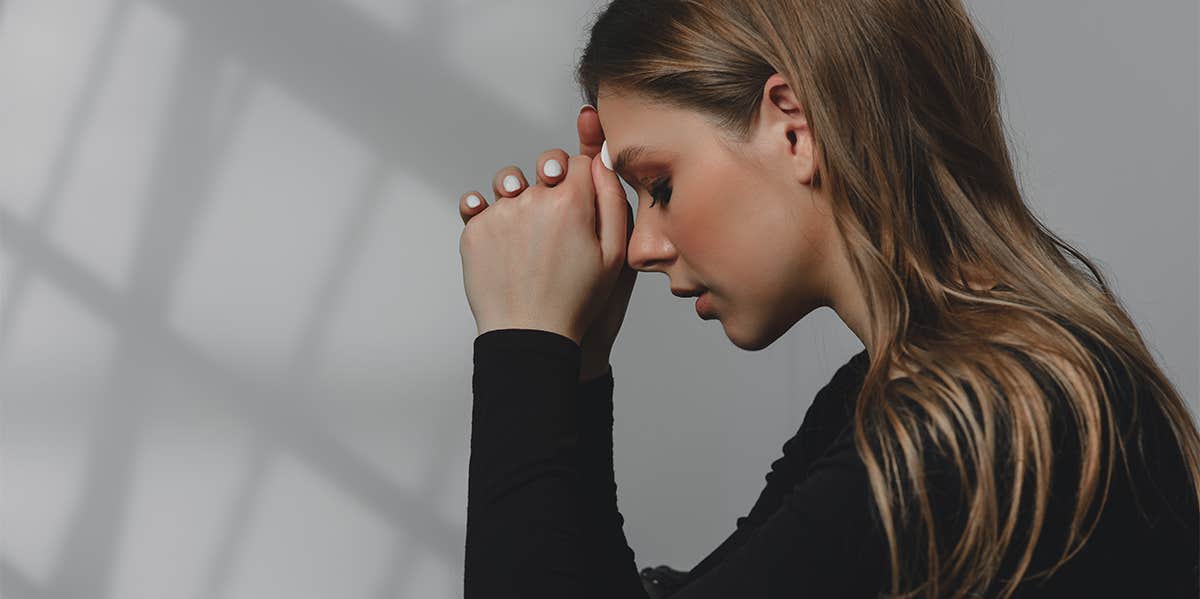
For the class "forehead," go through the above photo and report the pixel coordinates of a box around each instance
[595,89,682,141]
[596,90,695,179]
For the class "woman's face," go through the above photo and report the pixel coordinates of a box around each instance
[596,79,850,351]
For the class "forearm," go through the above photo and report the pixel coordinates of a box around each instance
[577,367,651,597]
[580,353,612,384]
[466,329,590,597]
[467,330,648,599]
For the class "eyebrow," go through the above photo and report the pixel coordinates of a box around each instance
[612,144,655,184]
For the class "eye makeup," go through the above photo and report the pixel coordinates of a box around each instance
[647,176,672,208]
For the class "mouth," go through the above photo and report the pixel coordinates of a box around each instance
[671,287,706,298]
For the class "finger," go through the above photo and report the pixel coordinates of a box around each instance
[589,151,630,268]
[578,104,604,158]
[535,149,570,187]
[459,191,488,225]
[492,166,528,202]
[564,154,597,226]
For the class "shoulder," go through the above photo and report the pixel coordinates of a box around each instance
[801,348,871,431]
[833,348,871,389]
[801,348,870,416]
[883,318,1133,413]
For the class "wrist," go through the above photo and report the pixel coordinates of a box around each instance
[579,359,612,383]
[477,322,582,347]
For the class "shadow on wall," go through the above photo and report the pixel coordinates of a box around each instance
[0,0,591,597]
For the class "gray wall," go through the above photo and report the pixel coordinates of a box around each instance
[1,1,1195,598]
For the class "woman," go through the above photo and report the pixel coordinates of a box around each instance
[457,0,1200,597]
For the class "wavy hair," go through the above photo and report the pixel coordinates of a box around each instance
[574,1,1200,596]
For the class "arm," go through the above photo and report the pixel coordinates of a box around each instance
[576,366,655,597]
[465,328,650,599]
[466,330,882,597]
[574,362,839,597]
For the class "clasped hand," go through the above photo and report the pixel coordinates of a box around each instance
[458,113,634,352]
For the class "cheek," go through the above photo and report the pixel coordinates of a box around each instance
[671,188,743,278]
[673,163,825,304]
[726,190,829,311]
[719,189,804,277]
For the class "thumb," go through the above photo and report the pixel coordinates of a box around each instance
[591,142,630,268]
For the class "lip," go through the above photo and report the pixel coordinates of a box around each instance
[695,291,715,319]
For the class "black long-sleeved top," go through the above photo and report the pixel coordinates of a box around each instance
[464,328,1199,598]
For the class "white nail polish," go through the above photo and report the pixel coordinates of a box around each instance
[543,159,563,178]
[600,140,613,171]
[466,194,481,208]
[503,175,521,192]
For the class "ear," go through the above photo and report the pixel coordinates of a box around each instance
[759,73,818,186]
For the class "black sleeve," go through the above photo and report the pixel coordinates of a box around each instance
[577,365,656,597]
[465,328,650,599]
[466,330,886,597]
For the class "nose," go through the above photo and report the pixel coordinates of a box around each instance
[625,209,676,273]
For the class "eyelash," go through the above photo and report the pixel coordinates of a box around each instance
[647,176,672,208]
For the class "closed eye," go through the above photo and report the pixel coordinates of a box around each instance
[647,176,672,208]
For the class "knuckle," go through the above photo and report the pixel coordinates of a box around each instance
[523,187,544,203]
[461,229,481,256]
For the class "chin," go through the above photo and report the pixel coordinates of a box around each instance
[722,307,808,352]
[722,316,786,352]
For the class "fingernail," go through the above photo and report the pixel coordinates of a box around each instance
[466,194,481,208]
[543,159,563,177]
[600,140,613,171]
[503,175,521,192]
[580,103,596,115]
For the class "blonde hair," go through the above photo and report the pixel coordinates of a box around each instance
[575,1,1200,596]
